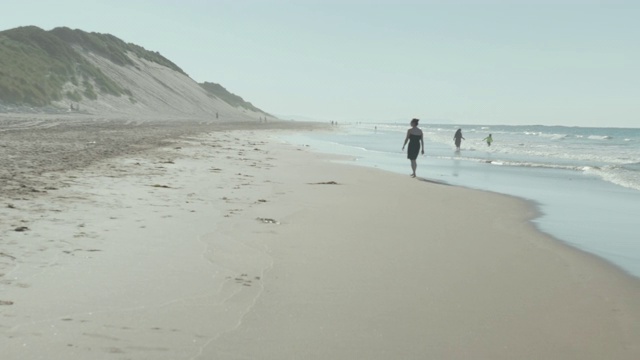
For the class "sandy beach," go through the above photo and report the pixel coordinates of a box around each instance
[2,118,640,359]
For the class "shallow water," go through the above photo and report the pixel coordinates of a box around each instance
[281,123,640,278]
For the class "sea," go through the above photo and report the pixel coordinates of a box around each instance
[280,123,640,278]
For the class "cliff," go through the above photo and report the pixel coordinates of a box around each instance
[0,26,269,121]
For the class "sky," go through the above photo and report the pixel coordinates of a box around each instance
[3,0,640,127]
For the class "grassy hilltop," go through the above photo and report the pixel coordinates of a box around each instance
[0,26,186,106]
[0,26,268,116]
[199,82,268,115]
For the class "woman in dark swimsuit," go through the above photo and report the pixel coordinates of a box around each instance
[401,118,424,177]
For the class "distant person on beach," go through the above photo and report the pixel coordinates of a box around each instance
[453,128,465,150]
[402,118,424,178]
[482,134,493,147]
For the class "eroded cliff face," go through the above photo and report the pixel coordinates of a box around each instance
[59,50,261,122]
[1,26,269,122]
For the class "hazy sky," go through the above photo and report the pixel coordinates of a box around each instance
[4,0,640,127]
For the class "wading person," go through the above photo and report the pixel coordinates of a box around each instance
[453,128,465,150]
[482,134,493,147]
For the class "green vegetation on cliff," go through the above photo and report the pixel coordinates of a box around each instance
[200,82,268,115]
[0,26,184,106]
[50,27,185,75]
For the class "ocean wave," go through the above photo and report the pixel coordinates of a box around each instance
[531,132,569,140]
[478,160,640,191]
[588,135,613,140]
[441,156,590,172]
[491,161,584,171]
[584,166,640,192]
[520,131,569,140]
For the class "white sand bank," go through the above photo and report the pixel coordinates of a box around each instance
[2,128,640,359]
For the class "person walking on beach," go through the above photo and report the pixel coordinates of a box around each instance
[482,134,493,147]
[402,118,424,178]
[453,128,465,150]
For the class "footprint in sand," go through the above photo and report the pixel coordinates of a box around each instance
[233,273,255,287]
[257,217,279,224]
[0,252,16,261]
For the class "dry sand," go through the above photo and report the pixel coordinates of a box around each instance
[1,117,640,359]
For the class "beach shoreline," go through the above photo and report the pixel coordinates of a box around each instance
[280,124,640,278]
[2,120,640,359]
